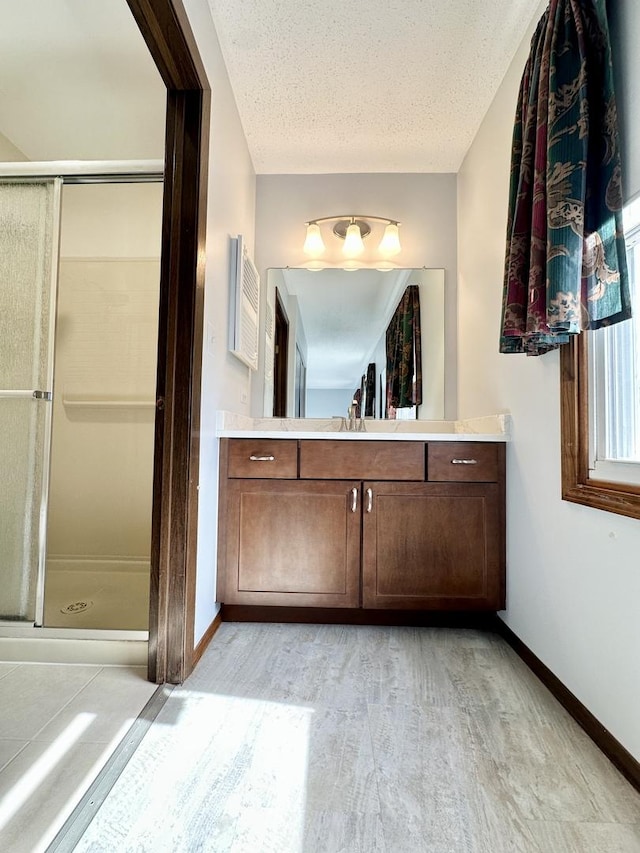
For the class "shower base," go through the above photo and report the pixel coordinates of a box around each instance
[44,559,150,631]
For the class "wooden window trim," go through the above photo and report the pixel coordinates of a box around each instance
[560,334,640,519]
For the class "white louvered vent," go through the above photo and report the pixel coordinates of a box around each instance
[229,235,260,370]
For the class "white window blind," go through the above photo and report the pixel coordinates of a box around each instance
[589,200,640,483]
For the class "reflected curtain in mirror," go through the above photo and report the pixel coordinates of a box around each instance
[386,285,422,412]
[500,0,631,356]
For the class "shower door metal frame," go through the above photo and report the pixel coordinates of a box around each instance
[34,178,62,627]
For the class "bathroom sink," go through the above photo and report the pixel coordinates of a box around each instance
[216,411,511,440]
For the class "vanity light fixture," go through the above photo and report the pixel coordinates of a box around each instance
[378,222,402,257]
[302,222,325,256]
[303,215,402,261]
[342,220,366,256]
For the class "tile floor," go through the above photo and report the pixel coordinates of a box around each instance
[70,623,640,852]
[0,662,157,852]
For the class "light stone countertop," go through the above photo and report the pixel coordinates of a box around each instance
[216,411,511,442]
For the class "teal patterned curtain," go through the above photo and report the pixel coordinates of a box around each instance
[500,0,631,356]
[386,285,423,410]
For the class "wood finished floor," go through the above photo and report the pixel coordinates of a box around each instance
[75,623,640,852]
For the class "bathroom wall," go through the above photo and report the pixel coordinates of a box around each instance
[46,183,162,573]
[0,132,27,161]
[457,0,640,761]
[181,0,257,644]
[254,173,458,419]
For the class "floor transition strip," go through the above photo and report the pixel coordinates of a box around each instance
[45,684,174,853]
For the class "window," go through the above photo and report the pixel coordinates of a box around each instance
[588,199,640,485]
[561,200,640,518]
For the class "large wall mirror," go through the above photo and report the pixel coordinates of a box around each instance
[262,268,445,420]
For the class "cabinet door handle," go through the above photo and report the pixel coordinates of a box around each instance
[366,488,373,513]
[451,458,478,465]
[350,487,358,513]
[249,454,276,462]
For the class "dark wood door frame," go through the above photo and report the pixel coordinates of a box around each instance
[126,0,210,683]
[273,290,289,417]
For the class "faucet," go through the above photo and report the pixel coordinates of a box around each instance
[347,400,365,432]
[347,402,357,431]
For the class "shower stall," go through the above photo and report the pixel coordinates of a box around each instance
[0,165,162,634]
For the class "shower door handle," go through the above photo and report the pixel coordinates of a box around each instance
[0,389,52,401]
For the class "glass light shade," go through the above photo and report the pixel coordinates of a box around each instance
[303,223,325,257]
[343,222,365,257]
[378,223,401,257]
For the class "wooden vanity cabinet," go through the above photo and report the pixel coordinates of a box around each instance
[361,481,502,609]
[361,440,505,609]
[222,478,361,608]
[218,438,505,612]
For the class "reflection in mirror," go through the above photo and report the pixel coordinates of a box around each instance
[263,268,445,419]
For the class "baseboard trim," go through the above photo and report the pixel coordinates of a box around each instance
[191,610,222,668]
[495,616,640,794]
[221,605,500,629]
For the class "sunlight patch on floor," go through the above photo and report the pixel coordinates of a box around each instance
[0,712,95,831]
[75,691,314,852]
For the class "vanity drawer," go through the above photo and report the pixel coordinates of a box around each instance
[427,442,499,482]
[300,440,424,481]
[227,439,298,478]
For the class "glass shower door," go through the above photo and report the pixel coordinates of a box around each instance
[0,179,61,623]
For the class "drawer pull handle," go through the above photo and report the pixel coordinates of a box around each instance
[366,488,373,513]
[249,454,276,462]
[451,458,478,465]
[351,487,358,513]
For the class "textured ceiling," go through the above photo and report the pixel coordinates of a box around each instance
[207,0,540,173]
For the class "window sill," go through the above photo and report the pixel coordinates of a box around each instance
[563,480,640,519]
[590,459,640,487]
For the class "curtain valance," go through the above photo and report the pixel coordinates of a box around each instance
[500,0,631,356]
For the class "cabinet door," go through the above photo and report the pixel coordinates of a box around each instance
[223,479,362,607]
[362,482,504,610]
